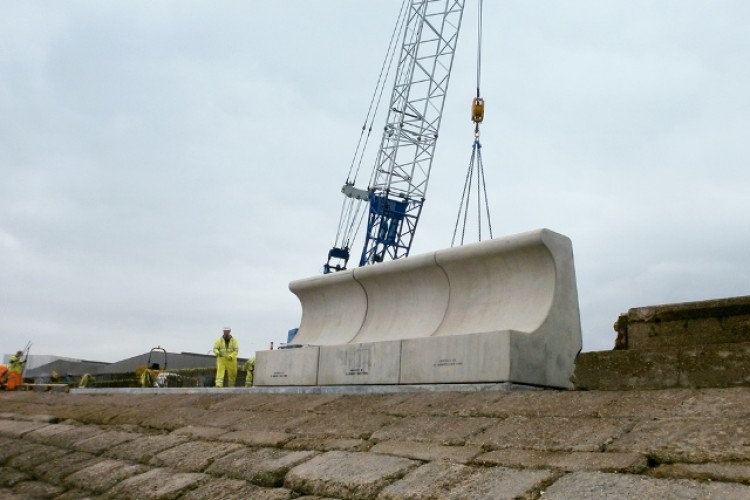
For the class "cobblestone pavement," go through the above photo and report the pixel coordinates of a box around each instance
[2,387,750,499]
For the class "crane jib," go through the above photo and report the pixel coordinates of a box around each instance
[324,0,466,274]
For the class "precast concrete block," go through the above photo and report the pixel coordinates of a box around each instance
[317,340,402,385]
[288,268,366,345]
[255,347,319,386]
[267,228,581,388]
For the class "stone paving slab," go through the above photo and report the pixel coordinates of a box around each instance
[376,460,473,499]
[103,433,188,463]
[106,468,208,500]
[228,410,316,433]
[218,429,293,447]
[71,428,140,454]
[608,417,750,462]
[288,411,396,440]
[180,478,293,500]
[23,422,106,449]
[370,440,482,464]
[650,462,750,484]
[672,388,750,418]
[284,437,372,453]
[170,425,228,439]
[206,447,318,487]
[475,449,648,473]
[13,479,65,498]
[446,466,557,500]
[150,440,244,472]
[5,443,69,472]
[63,458,149,494]
[0,467,30,488]
[0,419,50,438]
[542,471,750,499]
[4,388,750,498]
[371,416,493,446]
[31,451,102,484]
[284,451,419,499]
[468,416,635,452]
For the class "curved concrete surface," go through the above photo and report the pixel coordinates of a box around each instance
[289,269,366,345]
[432,231,557,337]
[351,252,450,343]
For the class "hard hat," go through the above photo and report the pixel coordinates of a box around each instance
[223,326,231,332]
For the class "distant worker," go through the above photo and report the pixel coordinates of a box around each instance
[0,364,8,390]
[244,357,255,387]
[213,327,239,387]
[7,350,26,391]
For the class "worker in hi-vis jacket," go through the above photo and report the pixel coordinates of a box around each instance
[213,327,239,387]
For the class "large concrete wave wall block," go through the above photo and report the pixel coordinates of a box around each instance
[400,229,583,388]
[257,228,581,388]
[288,268,367,346]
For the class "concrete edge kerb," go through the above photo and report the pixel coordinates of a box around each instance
[71,382,546,396]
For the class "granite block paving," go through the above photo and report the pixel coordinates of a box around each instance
[103,433,189,463]
[4,443,69,472]
[650,462,750,484]
[31,451,103,484]
[446,466,557,500]
[13,479,65,499]
[370,440,482,464]
[22,422,106,448]
[63,458,149,494]
[150,440,244,472]
[218,429,293,447]
[284,437,372,453]
[542,471,750,499]
[0,419,50,438]
[608,417,750,462]
[170,425,228,440]
[474,449,648,473]
[0,466,30,488]
[180,478,293,500]
[469,416,635,452]
[284,451,420,499]
[376,460,474,499]
[371,416,493,445]
[106,468,209,500]
[288,411,395,440]
[70,428,141,454]
[206,447,318,487]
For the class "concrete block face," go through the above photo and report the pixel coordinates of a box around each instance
[679,342,750,388]
[625,295,750,350]
[572,350,680,391]
[255,347,319,386]
[400,332,512,384]
[318,341,402,385]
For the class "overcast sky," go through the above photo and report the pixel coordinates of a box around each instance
[2,1,749,363]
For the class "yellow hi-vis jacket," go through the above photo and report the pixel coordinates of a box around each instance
[9,354,25,374]
[213,337,239,361]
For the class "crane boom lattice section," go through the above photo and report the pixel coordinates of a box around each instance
[360,0,465,267]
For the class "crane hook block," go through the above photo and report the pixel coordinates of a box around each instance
[471,97,485,124]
